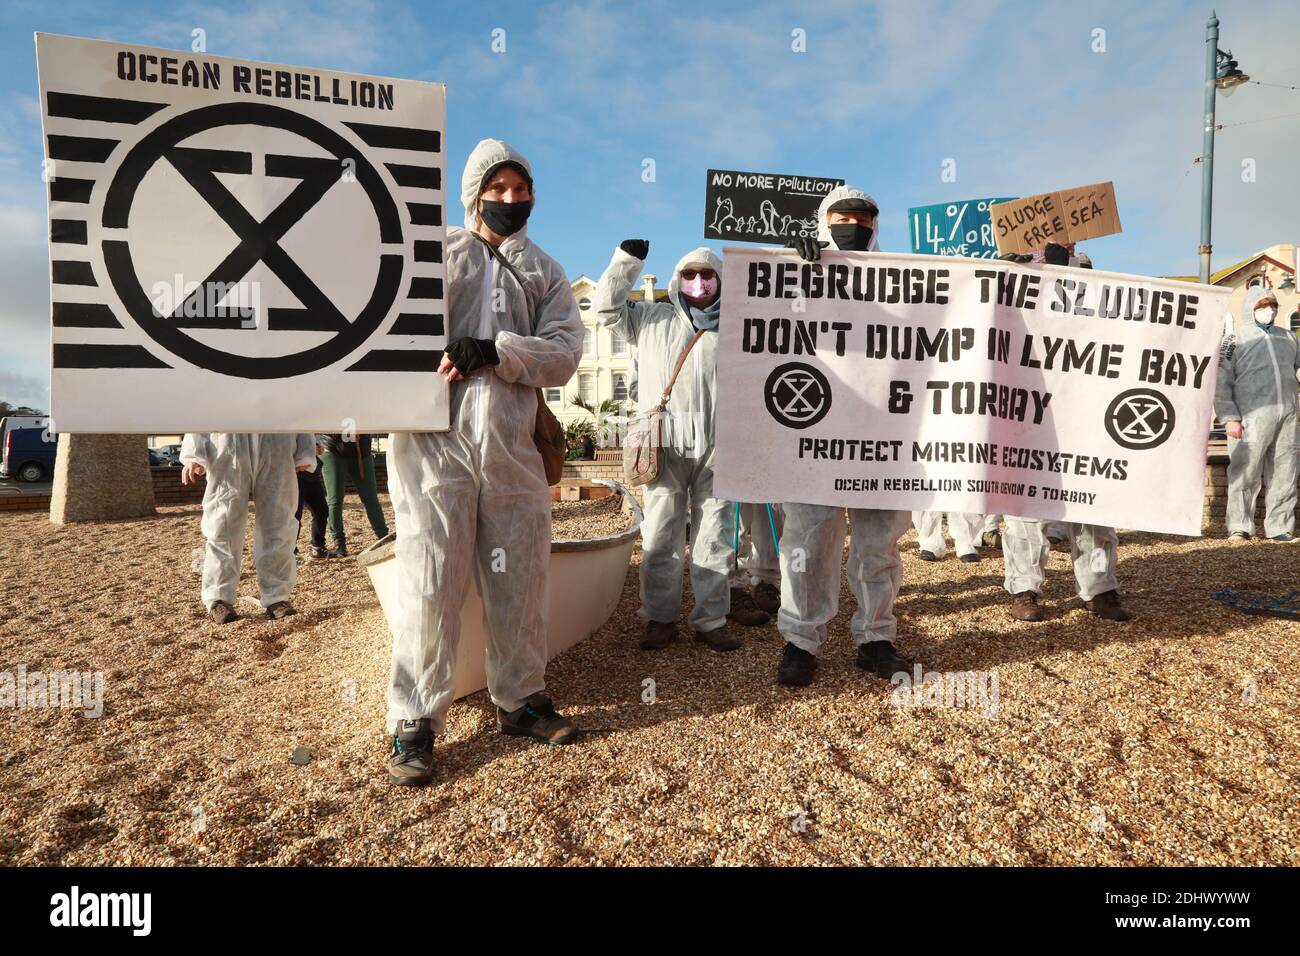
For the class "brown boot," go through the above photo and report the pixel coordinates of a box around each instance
[208,600,237,625]
[265,601,296,620]
[726,587,770,627]
[1008,591,1044,622]
[640,620,678,650]
[694,624,741,652]
[753,580,781,615]
[1086,589,1132,621]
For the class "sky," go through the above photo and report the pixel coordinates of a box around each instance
[1,0,1298,410]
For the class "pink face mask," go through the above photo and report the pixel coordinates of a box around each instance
[680,274,718,301]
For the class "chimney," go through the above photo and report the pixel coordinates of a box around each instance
[641,274,657,302]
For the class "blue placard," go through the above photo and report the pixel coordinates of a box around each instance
[908,197,1017,258]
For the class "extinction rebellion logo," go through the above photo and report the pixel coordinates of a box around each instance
[765,362,832,429]
[1105,388,1176,450]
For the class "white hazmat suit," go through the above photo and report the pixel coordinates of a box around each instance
[592,246,733,632]
[181,433,316,609]
[385,139,584,736]
[911,511,983,560]
[1002,518,1119,601]
[778,186,913,655]
[1214,288,1300,538]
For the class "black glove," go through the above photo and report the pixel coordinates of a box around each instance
[1043,242,1070,266]
[620,239,649,260]
[785,235,826,262]
[445,337,499,376]
[998,252,1034,264]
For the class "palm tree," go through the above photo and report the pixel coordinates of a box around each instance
[569,396,627,449]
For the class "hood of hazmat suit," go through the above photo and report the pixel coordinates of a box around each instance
[816,186,882,250]
[180,433,316,609]
[1214,286,1300,422]
[384,139,584,736]
[591,243,734,632]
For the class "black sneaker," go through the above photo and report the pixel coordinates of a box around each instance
[918,550,939,561]
[856,641,912,679]
[777,642,817,686]
[331,540,348,558]
[959,552,980,563]
[1269,533,1297,543]
[389,718,434,787]
[497,692,579,745]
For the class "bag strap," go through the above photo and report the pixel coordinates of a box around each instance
[469,230,533,312]
[658,329,705,408]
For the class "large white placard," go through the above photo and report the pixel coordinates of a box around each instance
[37,33,448,433]
[715,248,1232,535]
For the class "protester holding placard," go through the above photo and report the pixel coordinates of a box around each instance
[593,241,746,650]
[775,186,914,687]
[385,140,585,787]
[1214,286,1300,542]
[912,511,983,563]
[180,433,318,624]
[999,244,1132,623]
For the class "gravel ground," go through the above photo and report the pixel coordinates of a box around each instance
[0,498,1296,866]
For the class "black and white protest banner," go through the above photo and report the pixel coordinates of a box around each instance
[704,169,843,244]
[36,34,447,432]
[714,248,1232,535]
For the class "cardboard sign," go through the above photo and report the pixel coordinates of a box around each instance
[990,181,1121,256]
[704,168,844,244]
[714,247,1230,536]
[909,197,1017,258]
[37,33,448,433]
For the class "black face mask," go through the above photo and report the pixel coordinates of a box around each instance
[480,199,532,237]
[830,223,874,251]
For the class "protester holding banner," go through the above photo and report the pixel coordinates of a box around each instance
[912,511,983,563]
[999,244,1131,623]
[731,503,784,616]
[180,433,317,623]
[775,186,914,687]
[593,241,746,650]
[1214,286,1300,542]
[385,140,585,787]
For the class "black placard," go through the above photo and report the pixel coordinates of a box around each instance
[704,168,844,244]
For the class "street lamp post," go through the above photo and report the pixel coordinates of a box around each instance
[1199,11,1248,284]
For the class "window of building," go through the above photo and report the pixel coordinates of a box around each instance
[544,388,562,404]
[611,331,628,355]
[582,328,595,356]
[578,296,592,311]
[579,374,596,405]
[612,374,628,402]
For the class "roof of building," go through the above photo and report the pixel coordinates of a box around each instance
[1165,247,1296,285]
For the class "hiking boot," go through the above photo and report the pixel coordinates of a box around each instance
[497,692,578,745]
[856,640,912,679]
[640,620,678,650]
[727,587,770,627]
[959,552,980,564]
[918,550,939,561]
[1009,591,1044,622]
[1228,532,1249,544]
[208,600,237,625]
[777,642,817,686]
[694,624,741,652]
[753,580,781,615]
[265,601,295,620]
[982,530,1002,550]
[1086,589,1132,621]
[389,718,434,787]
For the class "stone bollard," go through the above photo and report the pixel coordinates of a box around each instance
[49,434,156,524]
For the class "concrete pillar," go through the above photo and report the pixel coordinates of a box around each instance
[49,433,156,524]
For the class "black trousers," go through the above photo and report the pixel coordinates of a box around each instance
[295,469,328,551]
